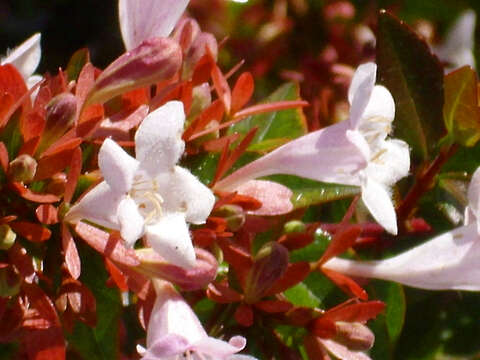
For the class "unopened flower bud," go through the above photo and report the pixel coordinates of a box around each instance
[284,220,306,234]
[0,267,20,297]
[45,172,67,197]
[334,321,375,351]
[173,18,201,54]
[8,154,37,183]
[212,204,245,231]
[244,242,289,303]
[86,38,182,105]
[135,248,218,290]
[38,93,77,154]
[190,83,212,117]
[0,225,16,250]
[183,32,218,79]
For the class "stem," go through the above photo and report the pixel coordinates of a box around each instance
[396,144,458,231]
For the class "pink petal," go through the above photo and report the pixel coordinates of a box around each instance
[235,180,293,216]
[193,336,246,358]
[319,338,372,360]
[142,333,189,359]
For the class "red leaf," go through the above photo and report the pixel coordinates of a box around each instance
[322,301,386,323]
[211,64,231,114]
[35,149,77,181]
[207,282,243,304]
[23,282,60,326]
[254,300,293,313]
[10,182,60,203]
[184,100,224,141]
[266,261,311,296]
[64,147,82,203]
[216,237,252,285]
[192,54,214,86]
[35,205,59,225]
[0,141,9,173]
[0,64,28,104]
[23,327,66,360]
[234,304,254,327]
[33,86,52,117]
[62,225,81,280]
[105,258,129,291]
[76,104,104,137]
[203,133,240,152]
[0,93,14,128]
[309,318,337,338]
[231,72,254,114]
[318,226,361,266]
[75,62,96,115]
[22,112,45,143]
[74,222,140,266]
[10,221,51,242]
[304,334,333,360]
[40,137,82,158]
[322,268,368,300]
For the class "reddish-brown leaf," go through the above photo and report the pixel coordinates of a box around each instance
[10,221,51,242]
[60,278,96,326]
[10,182,60,203]
[76,63,96,115]
[317,226,361,266]
[0,93,14,129]
[233,100,309,121]
[8,243,35,283]
[22,112,45,143]
[23,327,66,360]
[0,141,9,173]
[35,149,77,181]
[23,282,60,326]
[64,147,82,203]
[184,100,224,141]
[35,205,58,225]
[192,53,214,86]
[254,300,293,313]
[0,64,28,104]
[203,133,240,152]
[105,258,129,291]
[304,335,333,360]
[74,222,140,266]
[266,261,311,296]
[76,104,104,137]
[211,64,231,114]
[62,225,81,279]
[207,282,243,304]
[216,237,252,285]
[234,303,254,327]
[40,137,83,158]
[322,301,386,323]
[231,72,254,114]
[322,268,368,300]
[33,86,52,117]
[309,317,337,339]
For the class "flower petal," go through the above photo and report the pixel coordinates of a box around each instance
[99,138,139,193]
[216,121,366,192]
[1,33,41,79]
[361,177,397,234]
[119,0,189,50]
[347,63,376,129]
[361,85,395,124]
[135,101,186,177]
[65,181,123,230]
[319,338,372,360]
[466,166,480,228]
[193,335,246,358]
[235,180,293,216]
[117,197,144,247]
[348,62,377,105]
[323,223,480,291]
[142,334,189,359]
[365,139,410,187]
[160,166,215,224]
[145,213,196,269]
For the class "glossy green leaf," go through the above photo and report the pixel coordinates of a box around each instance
[284,283,320,308]
[267,174,360,209]
[67,48,90,82]
[377,10,445,162]
[228,82,307,149]
[443,66,480,147]
[372,281,406,343]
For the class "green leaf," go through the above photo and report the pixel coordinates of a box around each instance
[284,283,320,308]
[443,66,480,147]
[267,174,360,209]
[67,48,90,82]
[228,82,307,149]
[372,281,406,343]
[377,10,445,162]
[290,228,331,263]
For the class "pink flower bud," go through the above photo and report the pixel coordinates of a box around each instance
[86,38,182,105]
[212,204,245,231]
[8,154,37,183]
[334,321,375,351]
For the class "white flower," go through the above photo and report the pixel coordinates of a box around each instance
[323,167,480,291]
[66,101,215,269]
[216,63,410,234]
[139,282,256,360]
[1,33,42,89]
[434,10,476,72]
[119,0,190,50]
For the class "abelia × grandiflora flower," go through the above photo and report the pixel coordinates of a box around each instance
[66,101,215,269]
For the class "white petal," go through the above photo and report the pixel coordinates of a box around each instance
[236,180,293,216]
[324,223,480,291]
[319,338,372,360]
[193,336,245,358]
[135,101,185,177]
[466,167,480,227]
[99,138,139,193]
[348,62,377,105]
[361,85,395,124]
[365,139,410,187]
[118,197,144,246]
[146,284,206,347]
[361,177,398,234]
[146,213,196,269]
[161,166,215,224]
[119,0,189,50]
[215,121,366,192]
[1,33,41,79]
[65,181,123,230]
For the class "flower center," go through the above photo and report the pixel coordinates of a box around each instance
[359,115,391,155]
[130,175,164,224]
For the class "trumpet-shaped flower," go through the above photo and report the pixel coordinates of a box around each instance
[323,167,480,291]
[140,282,256,360]
[1,33,42,88]
[216,63,409,234]
[119,0,190,50]
[66,101,215,269]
